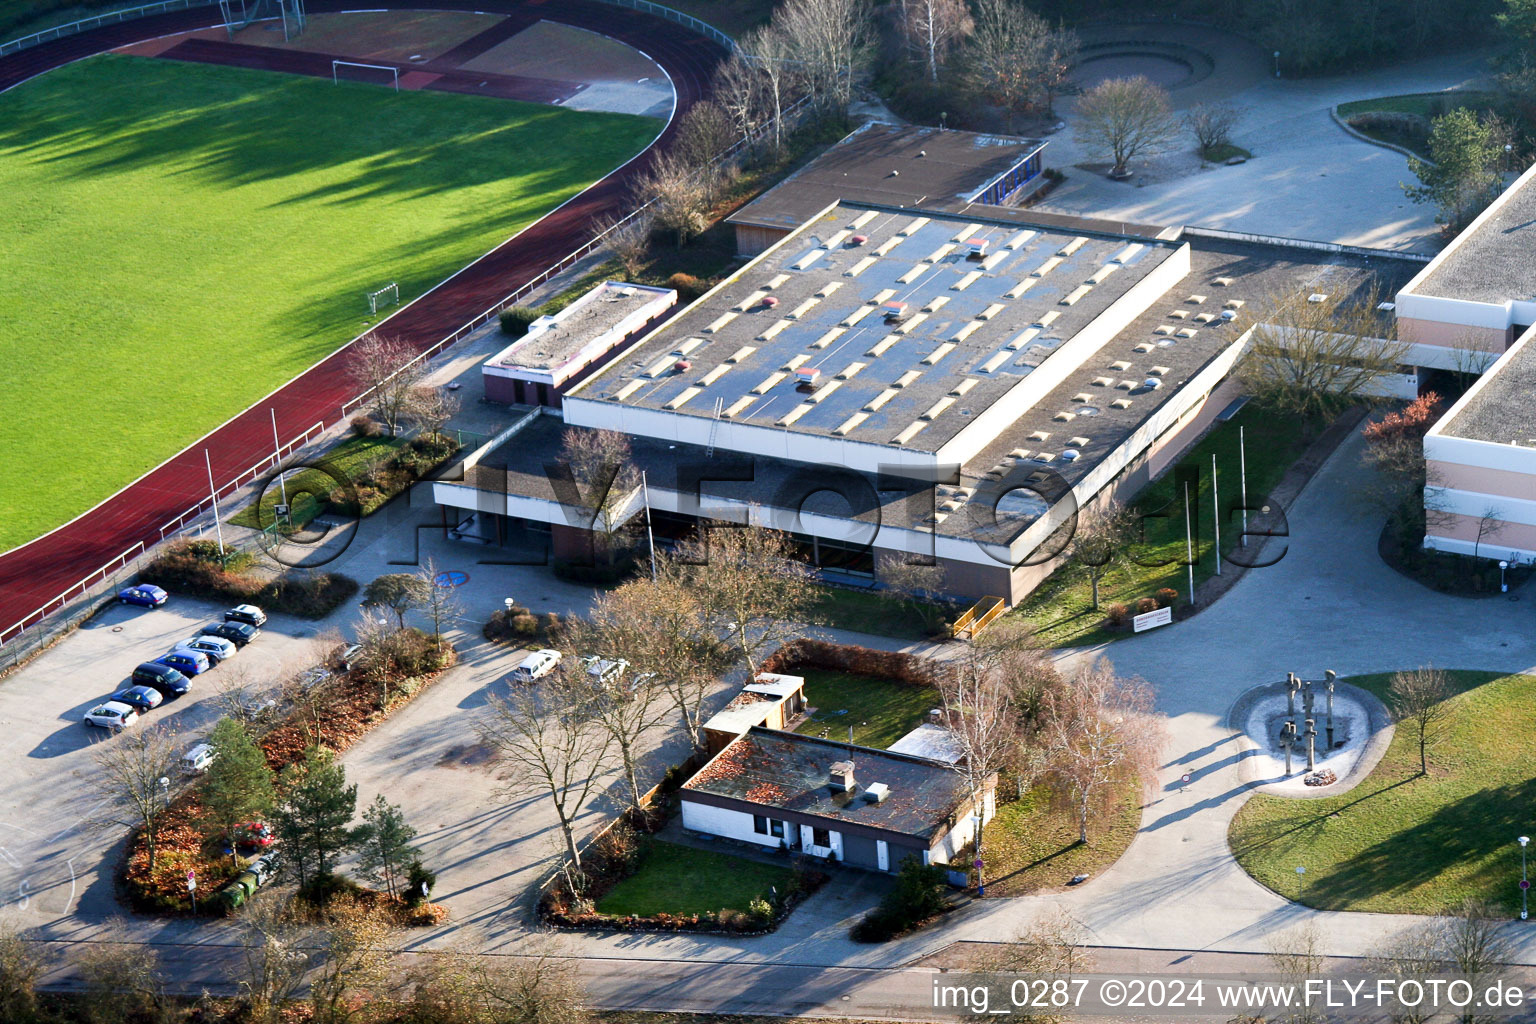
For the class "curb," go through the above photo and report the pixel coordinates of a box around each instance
[1329,104,1434,166]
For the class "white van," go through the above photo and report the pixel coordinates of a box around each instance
[180,743,216,775]
[510,649,562,684]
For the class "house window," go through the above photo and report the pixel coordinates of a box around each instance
[769,819,786,839]
[753,815,769,835]
[812,827,831,847]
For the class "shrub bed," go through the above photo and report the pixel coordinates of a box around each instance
[762,638,953,688]
[483,605,564,646]
[140,539,358,618]
[327,433,460,517]
[1379,498,1529,596]
[123,629,458,915]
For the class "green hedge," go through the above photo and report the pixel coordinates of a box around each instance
[140,539,358,618]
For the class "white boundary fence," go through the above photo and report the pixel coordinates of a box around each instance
[0,0,218,55]
[592,0,735,53]
[0,51,806,654]
[1182,225,1434,263]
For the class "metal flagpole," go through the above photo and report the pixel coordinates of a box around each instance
[1212,454,1221,576]
[205,450,226,558]
[271,409,288,508]
[1184,480,1195,604]
[1239,425,1249,547]
[641,470,657,580]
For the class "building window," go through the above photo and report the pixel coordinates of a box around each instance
[753,815,769,835]
[770,819,786,839]
[812,827,831,847]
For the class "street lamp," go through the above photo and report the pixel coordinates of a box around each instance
[504,598,515,615]
[1273,51,1281,78]
[158,776,170,810]
[1500,560,1509,593]
[1519,836,1530,921]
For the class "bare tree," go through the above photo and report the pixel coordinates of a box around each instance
[739,24,797,154]
[776,0,873,117]
[1368,927,1446,1024]
[1073,75,1180,178]
[76,921,169,1024]
[715,52,766,155]
[938,645,1012,880]
[1472,504,1508,560]
[1037,659,1164,844]
[1241,284,1408,423]
[0,914,46,1023]
[404,385,460,442]
[876,553,947,632]
[553,427,641,566]
[417,557,463,650]
[1067,501,1135,610]
[1360,392,1443,515]
[961,0,1076,127]
[211,659,281,732]
[900,0,973,81]
[593,210,654,280]
[93,726,179,873]
[472,934,593,1024]
[1267,921,1326,1024]
[236,894,315,1024]
[668,524,817,677]
[1184,101,1242,158]
[632,150,713,247]
[674,99,736,202]
[309,897,397,1024]
[970,906,1094,981]
[347,332,425,437]
[1388,666,1452,776]
[1442,901,1515,1024]
[480,683,613,872]
[560,599,679,812]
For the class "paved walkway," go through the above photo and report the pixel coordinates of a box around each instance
[1036,28,1496,252]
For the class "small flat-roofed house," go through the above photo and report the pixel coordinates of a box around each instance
[681,726,994,871]
[701,672,807,755]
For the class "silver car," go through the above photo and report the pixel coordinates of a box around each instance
[177,635,236,664]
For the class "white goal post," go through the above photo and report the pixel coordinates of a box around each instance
[331,60,399,91]
[367,282,399,314]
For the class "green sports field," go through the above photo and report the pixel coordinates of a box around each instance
[0,54,658,553]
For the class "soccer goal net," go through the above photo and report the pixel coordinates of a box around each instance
[367,282,399,315]
[331,60,400,91]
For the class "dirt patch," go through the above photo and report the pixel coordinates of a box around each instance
[436,741,498,769]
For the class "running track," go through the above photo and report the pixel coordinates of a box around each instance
[0,0,722,642]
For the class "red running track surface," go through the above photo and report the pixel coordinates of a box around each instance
[0,0,722,641]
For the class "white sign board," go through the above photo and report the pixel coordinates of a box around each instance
[1132,606,1173,632]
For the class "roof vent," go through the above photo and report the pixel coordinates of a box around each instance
[917,149,927,157]
[829,760,856,792]
[864,782,890,804]
[1219,309,1237,322]
[795,366,822,387]
[850,234,868,246]
[883,302,909,322]
[1060,449,1081,461]
[1143,378,1162,390]
[967,237,989,259]
[674,360,692,373]
[762,295,779,308]
[888,169,900,177]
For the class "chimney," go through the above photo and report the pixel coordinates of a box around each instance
[829,759,856,792]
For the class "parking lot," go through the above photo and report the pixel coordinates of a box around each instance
[0,591,328,933]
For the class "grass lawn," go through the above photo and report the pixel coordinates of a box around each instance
[1012,401,1326,648]
[793,669,938,749]
[979,781,1142,897]
[1201,143,1253,163]
[804,586,946,641]
[227,435,406,529]
[1336,91,1502,158]
[1228,670,1535,915]
[595,841,795,917]
[0,54,657,553]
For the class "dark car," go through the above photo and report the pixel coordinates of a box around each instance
[200,621,258,647]
[109,685,166,712]
[117,584,168,607]
[224,604,267,628]
[131,662,190,696]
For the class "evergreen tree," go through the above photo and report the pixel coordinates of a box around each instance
[199,718,277,859]
[354,794,420,897]
[272,746,358,886]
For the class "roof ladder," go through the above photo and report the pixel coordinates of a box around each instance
[706,397,725,457]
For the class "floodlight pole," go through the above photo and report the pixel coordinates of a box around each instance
[1183,481,1195,605]
[205,449,226,558]
[1212,453,1221,576]
[641,470,657,581]
[271,408,288,508]
[1239,425,1248,547]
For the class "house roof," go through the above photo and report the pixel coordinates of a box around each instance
[683,726,975,839]
[726,122,1045,232]
[887,722,963,764]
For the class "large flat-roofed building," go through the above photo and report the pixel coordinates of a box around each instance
[436,199,1405,603]
[726,122,1046,256]
[1396,164,1536,561]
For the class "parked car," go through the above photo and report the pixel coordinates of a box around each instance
[582,655,629,688]
[200,621,258,647]
[231,821,275,853]
[330,643,364,673]
[109,685,165,712]
[511,649,562,684]
[176,635,235,664]
[132,661,190,696]
[224,604,267,627]
[180,742,216,775]
[83,701,139,732]
[155,649,210,677]
[117,584,167,607]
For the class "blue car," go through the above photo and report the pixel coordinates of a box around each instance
[118,584,168,607]
[155,650,210,677]
[110,685,166,712]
